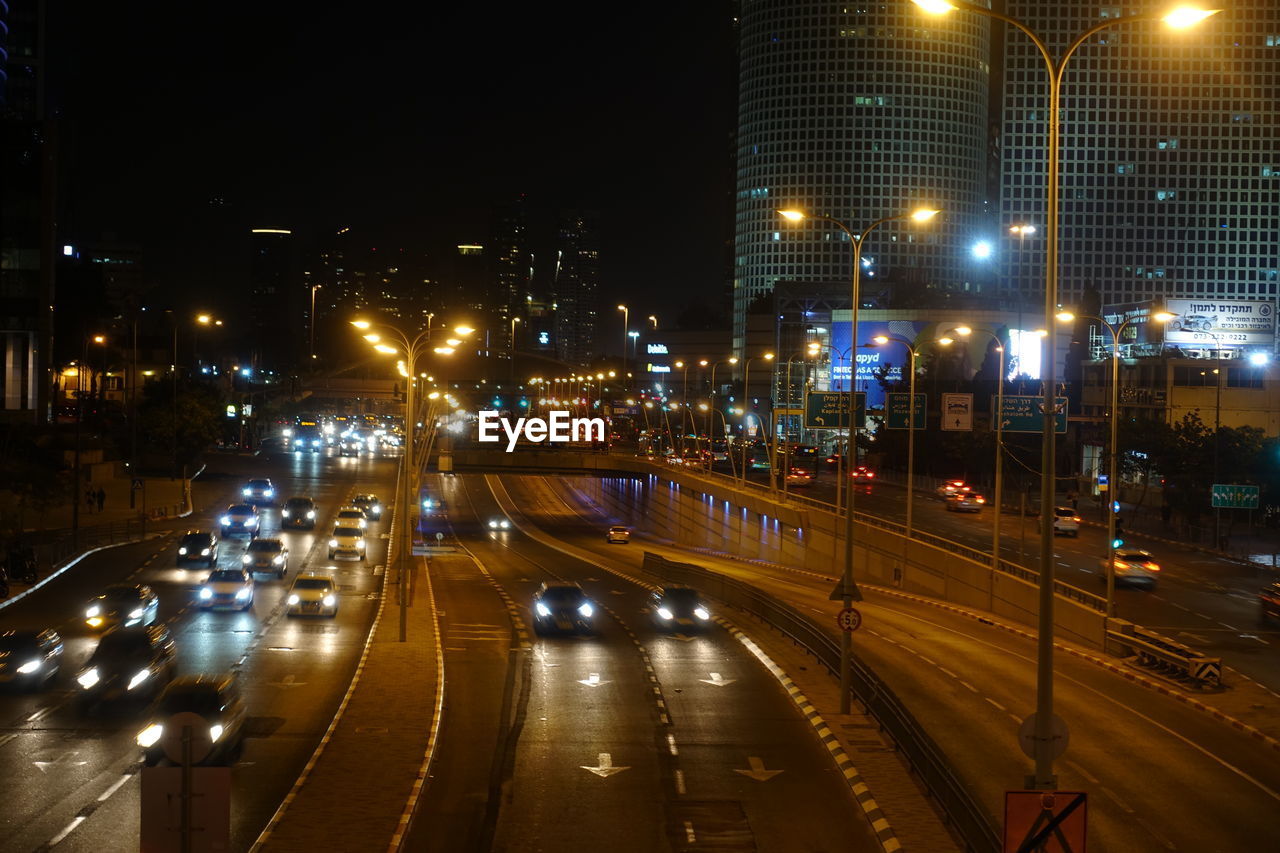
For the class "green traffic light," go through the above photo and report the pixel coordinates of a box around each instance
[1111,538,1124,549]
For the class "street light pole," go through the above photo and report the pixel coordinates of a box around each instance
[913,0,1217,790]
[617,305,629,391]
[946,327,1006,571]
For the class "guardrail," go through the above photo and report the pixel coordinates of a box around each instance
[642,551,1000,853]
[1106,620,1223,687]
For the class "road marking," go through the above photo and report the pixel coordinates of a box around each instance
[1176,632,1210,644]
[581,752,630,778]
[1240,634,1270,645]
[734,756,783,782]
[97,773,132,802]
[1065,760,1099,785]
[0,733,19,749]
[675,769,687,794]
[938,667,957,679]
[1134,816,1177,850]
[684,820,697,843]
[1219,622,1239,631]
[666,734,679,755]
[984,698,1007,712]
[268,674,306,688]
[958,680,978,693]
[33,752,89,772]
[699,672,736,687]
[578,672,610,687]
[48,815,86,847]
[1100,785,1134,813]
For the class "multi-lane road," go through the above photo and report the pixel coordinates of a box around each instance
[0,446,395,852]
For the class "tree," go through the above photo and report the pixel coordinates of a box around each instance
[136,379,226,472]
[0,424,68,542]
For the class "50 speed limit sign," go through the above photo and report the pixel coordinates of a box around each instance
[835,607,862,633]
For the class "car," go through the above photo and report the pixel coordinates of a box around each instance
[1260,583,1280,626]
[85,584,160,630]
[220,504,260,538]
[336,507,369,530]
[648,585,712,631]
[606,525,631,544]
[849,466,876,481]
[328,526,366,560]
[0,629,63,690]
[287,573,338,617]
[199,569,255,610]
[177,531,219,567]
[488,518,512,530]
[76,625,176,707]
[241,478,276,506]
[1101,549,1161,589]
[281,496,317,530]
[785,470,814,488]
[946,492,986,513]
[338,440,360,457]
[532,582,595,634]
[1052,506,1081,537]
[936,480,971,499]
[242,538,289,579]
[137,674,247,766]
[352,494,382,520]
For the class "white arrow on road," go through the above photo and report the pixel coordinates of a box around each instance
[733,756,783,782]
[34,752,89,773]
[578,672,611,687]
[699,672,736,687]
[582,753,630,778]
[268,674,306,688]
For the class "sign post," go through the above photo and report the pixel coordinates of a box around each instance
[885,393,927,430]
[835,607,862,633]
[1211,484,1259,509]
[941,393,973,431]
[803,391,865,429]
[1001,396,1068,434]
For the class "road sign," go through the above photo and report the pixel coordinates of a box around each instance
[1001,396,1068,434]
[1017,712,1069,762]
[804,391,866,429]
[159,712,214,765]
[1211,483,1259,509]
[828,577,864,602]
[941,393,973,431]
[141,766,231,853]
[885,393,926,430]
[835,607,862,632]
[1191,658,1222,685]
[1004,790,1087,853]
[132,478,144,491]
[436,532,445,543]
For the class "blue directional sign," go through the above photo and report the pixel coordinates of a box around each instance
[885,393,927,430]
[1000,395,1067,434]
[1211,484,1259,509]
[804,391,866,429]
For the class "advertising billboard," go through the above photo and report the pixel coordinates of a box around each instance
[1162,298,1275,347]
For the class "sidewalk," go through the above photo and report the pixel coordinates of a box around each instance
[20,473,190,534]
[253,553,444,852]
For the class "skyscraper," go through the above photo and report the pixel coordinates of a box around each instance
[998,2,1280,308]
[491,196,531,358]
[733,1,992,352]
[247,228,298,370]
[553,211,599,366]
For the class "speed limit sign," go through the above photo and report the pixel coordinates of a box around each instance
[836,607,862,633]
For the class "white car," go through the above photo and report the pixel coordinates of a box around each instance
[199,570,255,611]
[1052,507,1081,537]
[1101,549,1161,589]
[328,526,366,561]
[606,526,631,544]
[287,574,338,617]
[488,518,511,530]
[336,507,368,530]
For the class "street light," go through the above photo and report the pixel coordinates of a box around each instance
[780,204,940,715]
[913,0,1219,790]
[867,334,927,539]
[648,315,658,330]
[741,353,774,488]
[618,305,629,391]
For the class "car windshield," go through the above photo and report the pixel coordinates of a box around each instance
[248,479,270,487]
[661,589,702,605]
[228,505,254,515]
[542,587,584,604]
[103,587,141,603]
[610,527,628,533]
[1055,508,1074,517]
[1117,551,1150,561]
[339,510,362,517]
[181,533,211,545]
[93,632,153,658]
[333,527,362,537]
[209,570,247,583]
[355,495,377,504]
[285,499,312,508]
[248,540,282,553]
[293,578,332,591]
[157,685,224,716]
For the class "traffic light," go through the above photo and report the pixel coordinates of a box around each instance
[1111,537,1124,549]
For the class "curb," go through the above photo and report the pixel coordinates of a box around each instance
[0,534,167,613]
[715,613,902,853]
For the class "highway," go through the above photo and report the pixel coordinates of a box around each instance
[409,472,885,852]
[510,471,1280,853]
[0,445,395,852]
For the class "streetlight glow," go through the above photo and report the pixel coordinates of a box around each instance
[351,320,371,330]
[910,207,941,222]
[454,325,475,335]
[363,334,381,343]
[433,347,455,355]
[912,0,957,14]
[954,326,972,337]
[1009,224,1037,237]
[373,344,398,355]
[1163,7,1221,29]
[1153,311,1177,323]
[1250,352,1270,367]
[872,335,889,345]
[777,209,806,221]
[971,241,993,260]
[1056,311,1075,323]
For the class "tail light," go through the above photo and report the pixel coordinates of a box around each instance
[1072,516,1082,522]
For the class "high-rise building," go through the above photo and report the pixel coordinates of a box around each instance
[998,2,1280,310]
[491,196,531,357]
[553,211,600,366]
[247,228,298,370]
[733,1,992,353]
[0,0,54,420]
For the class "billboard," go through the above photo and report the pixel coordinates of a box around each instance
[1162,298,1275,347]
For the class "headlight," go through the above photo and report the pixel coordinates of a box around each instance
[199,587,213,600]
[306,510,315,518]
[136,723,163,747]
[355,539,365,548]
[246,518,257,527]
[656,607,673,621]
[129,608,144,619]
[77,668,100,689]
[220,516,231,526]
[201,548,210,556]
[242,488,252,496]
[209,724,224,743]
[288,594,300,605]
[488,521,498,529]
[329,539,338,547]
[235,587,250,599]
[694,607,710,620]
[323,594,336,607]
[265,489,274,497]
[501,520,510,529]
[242,554,252,564]
[273,555,284,564]
[578,602,593,618]
[87,604,101,618]
[282,428,293,437]
[535,602,551,617]
[86,617,104,628]
[178,547,188,555]
[17,659,42,674]
[282,510,291,518]
[128,669,151,690]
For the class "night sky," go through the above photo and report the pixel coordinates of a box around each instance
[51,2,738,324]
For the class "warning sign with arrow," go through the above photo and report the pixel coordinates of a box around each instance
[1004,790,1087,853]
[941,393,973,431]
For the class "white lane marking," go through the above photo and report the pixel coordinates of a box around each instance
[733,756,784,782]
[684,820,697,843]
[958,680,978,693]
[578,672,611,687]
[666,734,679,756]
[1065,760,1100,785]
[675,769,687,794]
[47,815,86,847]
[1100,785,1134,813]
[1172,602,1191,612]
[581,752,630,778]
[97,774,132,802]
[699,672,736,687]
[1219,622,1239,631]
[985,698,1007,712]
[938,667,957,678]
